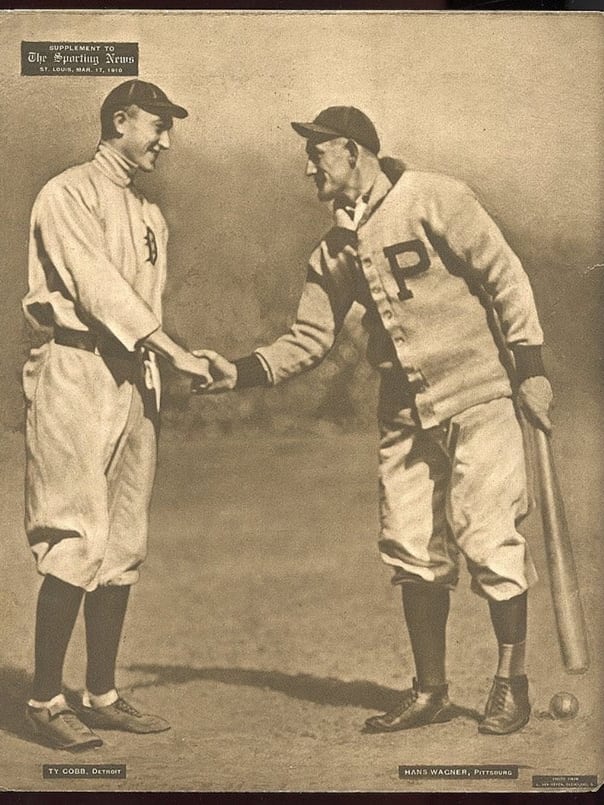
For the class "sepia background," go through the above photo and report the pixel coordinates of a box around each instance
[0,10,602,793]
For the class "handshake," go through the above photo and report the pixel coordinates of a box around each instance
[180,349,238,395]
[144,331,238,394]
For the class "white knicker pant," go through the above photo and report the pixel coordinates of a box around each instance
[377,384,537,601]
[23,340,158,591]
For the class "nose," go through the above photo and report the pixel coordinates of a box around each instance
[305,159,317,177]
[159,130,170,150]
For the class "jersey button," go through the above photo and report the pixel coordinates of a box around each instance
[383,310,393,320]
[371,286,380,295]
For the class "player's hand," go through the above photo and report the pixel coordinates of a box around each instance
[518,376,553,434]
[171,350,213,388]
[191,349,237,394]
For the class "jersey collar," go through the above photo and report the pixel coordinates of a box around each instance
[93,141,138,187]
[357,171,393,228]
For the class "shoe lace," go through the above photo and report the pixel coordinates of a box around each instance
[491,680,511,713]
[115,698,142,717]
[395,686,419,714]
[58,710,93,735]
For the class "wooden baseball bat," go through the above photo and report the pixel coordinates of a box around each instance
[532,427,590,674]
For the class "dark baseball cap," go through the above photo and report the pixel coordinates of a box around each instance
[101,79,188,119]
[291,106,380,155]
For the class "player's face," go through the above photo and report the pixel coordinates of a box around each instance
[305,138,355,202]
[117,106,172,172]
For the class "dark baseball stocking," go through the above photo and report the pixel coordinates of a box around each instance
[402,584,450,690]
[84,584,130,696]
[488,591,527,678]
[32,574,84,701]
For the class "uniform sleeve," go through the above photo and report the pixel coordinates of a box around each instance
[32,181,161,351]
[254,244,355,385]
[434,183,544,349]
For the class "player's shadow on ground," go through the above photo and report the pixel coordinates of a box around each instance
[0,665,85,748]
[128,663,481,722]
[0,665,36,743]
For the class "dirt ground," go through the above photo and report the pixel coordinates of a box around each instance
[0,408,602,793]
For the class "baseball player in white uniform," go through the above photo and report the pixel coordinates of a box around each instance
[194,107,553,735]
[22,80,211,750]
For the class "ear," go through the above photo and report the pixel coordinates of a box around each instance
[345,139,359,166]
[112,109,129,137]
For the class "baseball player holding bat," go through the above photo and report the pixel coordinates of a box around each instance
[22,80,212,751]
[194,106,554,735]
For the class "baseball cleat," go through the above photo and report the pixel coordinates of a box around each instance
[364,678,455,732]
[77,696,171,734]
[479,674,531,735]
[26,700,103,751]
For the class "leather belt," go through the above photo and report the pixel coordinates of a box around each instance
[54,327,135,360]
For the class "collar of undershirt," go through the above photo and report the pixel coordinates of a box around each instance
[333,188,373,230]
[94,141,138,187]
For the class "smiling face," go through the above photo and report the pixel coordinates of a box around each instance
[305,137,356,202]
[112,105,173,172]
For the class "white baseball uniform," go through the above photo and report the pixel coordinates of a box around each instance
[22,142,167,591]
[253,163,544,600]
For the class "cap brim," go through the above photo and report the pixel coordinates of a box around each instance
[291,121,340,140]
[140,102,188,119]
